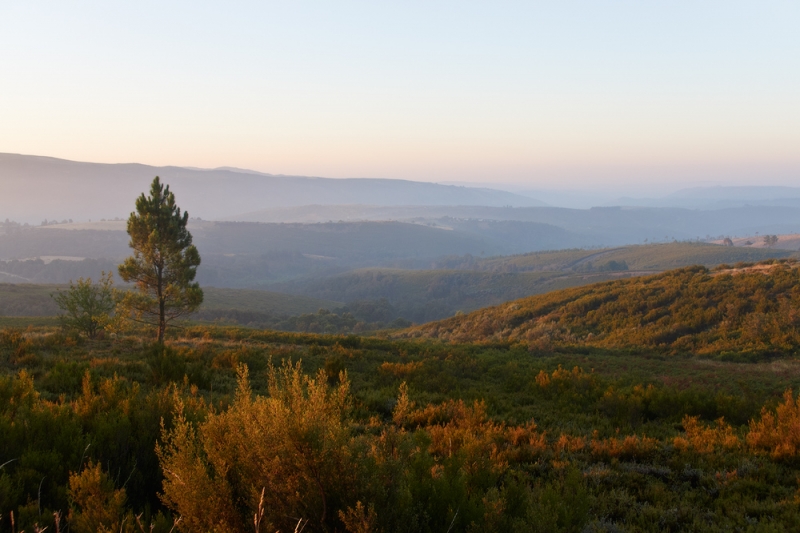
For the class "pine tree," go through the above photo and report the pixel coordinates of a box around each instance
[118,177,202,342]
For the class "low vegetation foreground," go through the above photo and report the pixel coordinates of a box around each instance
[2,259,800,531]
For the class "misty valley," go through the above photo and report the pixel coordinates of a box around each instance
[4,162,800,532]
[1,207,798,329]
[5,2,800,530]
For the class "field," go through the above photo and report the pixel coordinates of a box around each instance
[4,322,800,531]
[0,283,340,322]
[475,242,797,272]
[197,286,340,316]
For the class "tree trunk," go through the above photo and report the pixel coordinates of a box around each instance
[157,264,165,343]
[158,297,166,343]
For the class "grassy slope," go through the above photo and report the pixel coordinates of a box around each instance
[286,243,797,322]
[477,242,796,272]
[287,268,628,322]
[0,283,61,315]
[399,260,800,358]
[200,287,341,315]
[0,283,340,318]
[605,242,797,270]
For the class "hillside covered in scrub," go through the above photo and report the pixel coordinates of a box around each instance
[6,324,800,531]
[399,260,800,357]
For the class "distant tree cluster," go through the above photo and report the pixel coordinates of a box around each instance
[573,259,629,273]
[2,257,117,284]
[0,219,30,235]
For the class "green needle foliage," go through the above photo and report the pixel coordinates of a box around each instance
[118,177,203,342]
[52,272,116,339]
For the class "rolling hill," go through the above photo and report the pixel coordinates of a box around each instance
[222,203,800,246]
[0,153,542,223]
[3,241,797,326]
[0,220,563,263]
[277,243,798,322]
[471,242,797,273]
[275,268,632,323]
[398,259,800,358]
[6,154,800,250]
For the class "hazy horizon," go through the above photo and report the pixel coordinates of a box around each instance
[6,151,800,207]
[2,2,798,190]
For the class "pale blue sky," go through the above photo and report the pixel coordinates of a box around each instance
[1,1,798,189]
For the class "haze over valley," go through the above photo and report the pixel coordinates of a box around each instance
[4,2,800,530]
[3,154,799,326]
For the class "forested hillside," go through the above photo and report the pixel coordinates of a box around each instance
[401,259,800,358]
[0,221,506,263]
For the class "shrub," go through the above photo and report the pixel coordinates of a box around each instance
[68,462,132,533]
[747,388,800,459]
[52,272,116,339]
[673,415,740,454]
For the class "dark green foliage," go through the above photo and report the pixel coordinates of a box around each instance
[282,268,620,323]
[145,343,188,385]
[0,365,189,532]
[52,272,116,338]
[118,177,203,342]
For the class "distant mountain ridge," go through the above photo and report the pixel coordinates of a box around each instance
[608,186,800,210]
[0,153,544,223]
[222,203,800,245]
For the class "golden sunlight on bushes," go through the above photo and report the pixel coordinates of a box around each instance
[403,261,800,357]
[158,362,353,532]
[747,389,800,459]
[68,462,130,533]
[379,360,424,379]
[673,416,740,454]
[589,433,659,461]
[9,322,800,530]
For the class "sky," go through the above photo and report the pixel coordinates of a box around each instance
[1,1,799,191]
